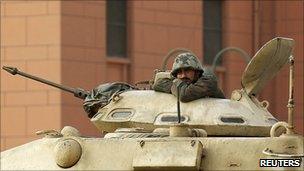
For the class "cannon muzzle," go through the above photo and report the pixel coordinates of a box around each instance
[2,66,18,75]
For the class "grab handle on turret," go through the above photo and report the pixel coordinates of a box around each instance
[2,66,89,100]
[263,148,304,158]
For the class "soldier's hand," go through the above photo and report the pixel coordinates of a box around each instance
[173,78,187,87]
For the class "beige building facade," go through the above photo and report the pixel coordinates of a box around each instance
[1,0,303,151]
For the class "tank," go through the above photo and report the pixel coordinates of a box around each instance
[1,37,303,170]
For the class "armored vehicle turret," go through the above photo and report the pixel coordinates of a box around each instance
[1,37,303,170]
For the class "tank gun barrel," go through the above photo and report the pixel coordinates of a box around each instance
[2,66,89,99]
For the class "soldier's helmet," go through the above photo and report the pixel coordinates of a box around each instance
[171,52,204,77]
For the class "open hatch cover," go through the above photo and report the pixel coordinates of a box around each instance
[241,37,294,96]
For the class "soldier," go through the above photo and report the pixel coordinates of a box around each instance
[153,52,225,102]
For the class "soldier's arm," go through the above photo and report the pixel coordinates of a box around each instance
[171,76,224,102]
[152,78,173,93]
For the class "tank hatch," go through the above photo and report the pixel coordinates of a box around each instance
[241,37,294,96]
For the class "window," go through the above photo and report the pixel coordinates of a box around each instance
[161,115,186,122]
[220,117,245,124]
[106,1,127,57]
[203,0,222,65]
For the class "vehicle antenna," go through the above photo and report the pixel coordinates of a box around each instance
[177,85,181,123]
[287,55,295,134]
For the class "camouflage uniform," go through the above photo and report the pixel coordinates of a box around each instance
[153,52,225,102]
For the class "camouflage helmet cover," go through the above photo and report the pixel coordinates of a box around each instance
[171,52,204,77]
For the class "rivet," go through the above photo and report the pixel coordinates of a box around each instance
[139,140,145,147]
[191,140,196,147]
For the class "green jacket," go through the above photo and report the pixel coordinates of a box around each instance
[152,75,225,102]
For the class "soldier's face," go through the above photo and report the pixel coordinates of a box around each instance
[177,68,196,83]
